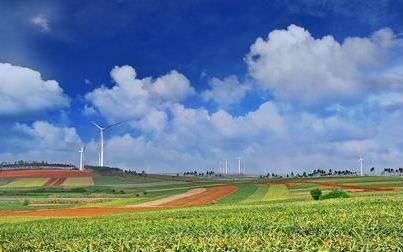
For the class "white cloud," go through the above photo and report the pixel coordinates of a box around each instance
[85,65,195,131]
[31,15,50,32]
[201,75,250,107]
[0,121,82,165]
[150,70,195,102]
[246,25,401,106]
[0,63,69,118]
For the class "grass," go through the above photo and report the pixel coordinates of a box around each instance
[1,178,49,188]
[62,177,94,187]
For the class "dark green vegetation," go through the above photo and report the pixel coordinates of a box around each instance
[311,188,349,200]
[310,188,322,200]
[320,189,349,200]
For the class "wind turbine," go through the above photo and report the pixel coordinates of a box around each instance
[79,144,87,171]
[91,121,123,167]
[238,157,241,175]
[358,156,364,176]
[225,159,228,174]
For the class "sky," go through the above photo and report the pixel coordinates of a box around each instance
[1,0,403,174]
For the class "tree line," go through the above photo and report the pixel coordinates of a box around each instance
[0,161,75,171]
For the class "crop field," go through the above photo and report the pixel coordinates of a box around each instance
[1,178,49,188]
[0,192,401,251]
[0,174,401,251]
[63,177,94,187]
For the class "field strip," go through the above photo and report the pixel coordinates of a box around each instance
[269,180,395,191]
[1,178,49,188]
[43,178,57,186]
[0,169,93,178]
[130,188,206,207]
[53,177,67,186]
[265,184,289,200]
[0,186,237,217]
[62,177,94,187]
[244,186,269,202]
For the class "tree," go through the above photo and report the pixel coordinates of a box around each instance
[310,188,322,200]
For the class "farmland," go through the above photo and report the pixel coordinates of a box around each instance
[0,170,402,251]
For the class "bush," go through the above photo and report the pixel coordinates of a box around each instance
[22,200,29,206]
[310,188,322,200]
[320,189,349,200]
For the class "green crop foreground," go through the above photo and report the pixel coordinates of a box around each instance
[0,193,402,251]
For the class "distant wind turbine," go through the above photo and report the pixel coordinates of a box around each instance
[238,157,241,175]
[91,121,124,167]
[79,144,87,171]
[358,156,364,176]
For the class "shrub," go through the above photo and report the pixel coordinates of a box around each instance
[22,200,29,206]
[310,188,322,200]
[320,189,349,200]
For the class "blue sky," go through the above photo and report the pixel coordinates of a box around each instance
[1,0,403,174]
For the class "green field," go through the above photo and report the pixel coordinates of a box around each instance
[0,175,402,251]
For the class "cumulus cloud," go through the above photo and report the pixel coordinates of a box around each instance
[85,65,194,127]
[246,25,401,106]
[0,63,69,118]
[201,75,250,107]
[0,121,82,164]
[31,15,50,32]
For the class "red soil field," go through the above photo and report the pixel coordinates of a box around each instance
[0,186,237,217]
[0,169,93,178]
[270,180,394,192]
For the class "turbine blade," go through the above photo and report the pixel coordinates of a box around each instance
[91,121,103,130]
[104,120,125,130]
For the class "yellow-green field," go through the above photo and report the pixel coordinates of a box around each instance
[62,177,94,187]
[0,178,48,188]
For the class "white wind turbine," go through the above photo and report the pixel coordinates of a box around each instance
[238,157,241,175]
[358,156,364,176]
[91,121,123,167]
[79,144,87,171]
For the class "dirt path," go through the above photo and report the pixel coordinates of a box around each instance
[43,178,57,186]
[0,186,237,217]
[131,188,206,207]
[52,177,67,186]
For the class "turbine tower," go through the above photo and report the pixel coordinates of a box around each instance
[225,159,228,174]
[79,145,87,171]
[219,160,222,174]
[238,157,241,175]
[91,121,123,167]
[358,156,364,176]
